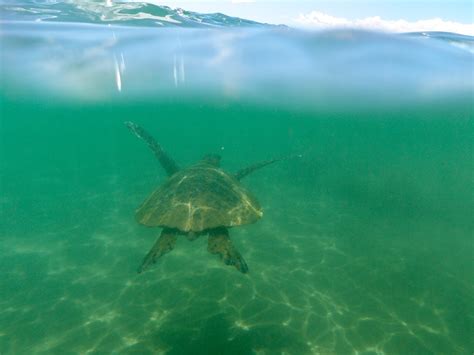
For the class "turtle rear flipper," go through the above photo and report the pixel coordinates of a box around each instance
[125,121,180,176]
[137,228,177,273]
[208,228,248,273]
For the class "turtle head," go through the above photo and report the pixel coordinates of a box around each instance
[200,154,221,167]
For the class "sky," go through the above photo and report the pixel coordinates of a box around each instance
[138,0,474,35]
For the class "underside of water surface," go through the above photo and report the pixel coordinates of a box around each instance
[1,2,473,354]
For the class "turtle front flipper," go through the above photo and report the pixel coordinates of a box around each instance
[234,154,302,180]
[137,228,177,273]
[125,121,180,176]
[208,228,249,273]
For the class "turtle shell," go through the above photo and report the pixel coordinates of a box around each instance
[136,163,263,232]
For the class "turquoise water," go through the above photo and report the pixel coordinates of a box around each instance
[1,2,474,354]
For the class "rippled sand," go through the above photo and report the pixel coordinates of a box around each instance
[1,173,471,354]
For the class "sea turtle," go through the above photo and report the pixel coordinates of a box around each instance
[126,121,295,274]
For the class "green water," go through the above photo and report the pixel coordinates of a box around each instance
[1,95,472,354]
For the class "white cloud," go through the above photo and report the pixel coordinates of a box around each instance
[231,0,256,3]
[296,11,474,36]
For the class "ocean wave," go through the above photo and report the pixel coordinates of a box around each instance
[1,0,275,28]
[1,2,472,108]
[1,22,472,108]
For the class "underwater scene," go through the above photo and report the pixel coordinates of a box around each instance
[1,1,473,354]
